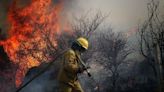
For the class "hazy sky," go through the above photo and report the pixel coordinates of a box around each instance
[65,0,164,31]
[62,0,163,50]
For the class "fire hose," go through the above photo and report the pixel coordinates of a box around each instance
[15,50,99,92]
[76,55,100,91]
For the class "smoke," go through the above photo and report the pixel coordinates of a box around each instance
[62,0,78,10]
[20,54,109,92]
[21,69,58,92]
[20,61,60,92]
[0,0,11,38]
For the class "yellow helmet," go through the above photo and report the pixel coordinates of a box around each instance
[77,37,89,50]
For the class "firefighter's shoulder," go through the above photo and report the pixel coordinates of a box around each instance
[64,49,76,56]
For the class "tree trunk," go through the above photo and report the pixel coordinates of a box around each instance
[155,43,163,92]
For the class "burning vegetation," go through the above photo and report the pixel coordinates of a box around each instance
[0,0,63,88]
[0,0,164,92]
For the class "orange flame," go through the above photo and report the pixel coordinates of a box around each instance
[1,0,63,87]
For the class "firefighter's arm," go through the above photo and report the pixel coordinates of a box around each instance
[63,50,79,74]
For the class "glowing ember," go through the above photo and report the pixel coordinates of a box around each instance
[1,0,63,87]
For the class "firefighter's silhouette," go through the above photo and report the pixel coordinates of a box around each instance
[58,37,89,92]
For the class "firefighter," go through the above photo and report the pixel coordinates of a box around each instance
[57,37,89,92]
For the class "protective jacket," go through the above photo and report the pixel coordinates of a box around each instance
[57,49,83,92]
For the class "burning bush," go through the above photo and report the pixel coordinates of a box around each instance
[0,0,63,88]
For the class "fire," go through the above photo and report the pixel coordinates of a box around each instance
[1,0,63,87]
